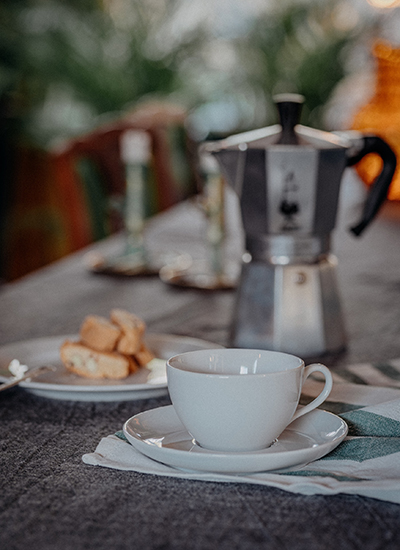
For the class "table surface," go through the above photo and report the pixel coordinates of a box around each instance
[1,181,400,550]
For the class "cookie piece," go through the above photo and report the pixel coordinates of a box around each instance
[60,340,130,379]
[110,309,146,355]
[134,343,156,366]
[80,315,121,352]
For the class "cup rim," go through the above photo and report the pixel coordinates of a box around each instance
[167,348,305,377]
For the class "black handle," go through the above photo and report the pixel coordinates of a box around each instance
[347,136,397,236]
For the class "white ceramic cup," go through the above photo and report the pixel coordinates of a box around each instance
[167,348,333,452]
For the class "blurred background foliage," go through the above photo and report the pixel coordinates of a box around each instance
[0,0,206,147]
[0,0,386,149]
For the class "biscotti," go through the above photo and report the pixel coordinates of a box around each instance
[110,308,146,355]
[80,315,121,352]
[134,343,156,366]
[60,309,154,379]
[60,340,132,379]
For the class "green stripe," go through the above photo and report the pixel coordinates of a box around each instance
[321,402,362,415]
[333,369,369,385]
[374,362,400,381]
[115,430,128,442]
[321,437,400,462]
[340,410,400,437]
[283,470,364,482]
[299,395,361,415]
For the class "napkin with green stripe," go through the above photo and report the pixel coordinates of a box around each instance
[82,358,400,503]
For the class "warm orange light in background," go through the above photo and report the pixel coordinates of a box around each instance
[351,41,400,201]
[367,0,400,7]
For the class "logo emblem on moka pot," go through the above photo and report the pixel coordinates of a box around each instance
[207,94,396,357]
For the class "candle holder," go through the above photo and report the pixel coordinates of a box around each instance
[159,152,239,290]
[87,129,165,276]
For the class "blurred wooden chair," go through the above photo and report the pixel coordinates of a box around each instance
[3,101,199,281]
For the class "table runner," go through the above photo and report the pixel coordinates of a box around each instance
[83,358,400,504]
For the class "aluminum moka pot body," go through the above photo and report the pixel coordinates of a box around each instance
[206,95,396,358]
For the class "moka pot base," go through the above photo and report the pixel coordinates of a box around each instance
[230,252,346,359]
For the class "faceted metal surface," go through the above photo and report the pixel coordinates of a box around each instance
[230,256,346,358]
[209,124,355,357]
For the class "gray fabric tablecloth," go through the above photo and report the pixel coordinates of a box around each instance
[1,198,400,549]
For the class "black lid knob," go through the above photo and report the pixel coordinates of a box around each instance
[273,93,304,145]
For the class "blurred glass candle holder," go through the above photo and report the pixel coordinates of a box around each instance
[87,129,162,275]
[159,151,239,290]
[122,130,151,265]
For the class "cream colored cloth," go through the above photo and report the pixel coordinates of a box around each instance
[83,359,400,503]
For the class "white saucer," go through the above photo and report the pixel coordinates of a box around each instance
[123,405,348,474]
[0,334,222,402]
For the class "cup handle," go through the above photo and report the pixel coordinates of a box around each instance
[291,363,333,422]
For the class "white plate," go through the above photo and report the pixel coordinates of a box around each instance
[123,405,348,474]
[0,334,222,402]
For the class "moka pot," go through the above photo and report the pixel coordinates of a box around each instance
[206,94,396,357]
